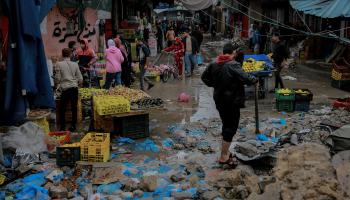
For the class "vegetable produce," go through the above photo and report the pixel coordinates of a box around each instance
[79,88,107,100]
[108,86,150,103]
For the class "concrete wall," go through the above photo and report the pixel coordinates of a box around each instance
[41,6,99,58]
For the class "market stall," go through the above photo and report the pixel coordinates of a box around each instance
[243,54,274,99]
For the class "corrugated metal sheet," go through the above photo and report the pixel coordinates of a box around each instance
[290,0,350,18]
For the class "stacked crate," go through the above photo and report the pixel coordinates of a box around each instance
[331,58,350,92]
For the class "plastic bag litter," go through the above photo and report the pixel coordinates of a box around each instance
[11,149,41,169]
[0,191,5,199]
[135,139,159,153]
[15,185,49,200]
[162,138,174,149]
[115,137,135,145]
[2,122,48,153]
[7,172,46,192]
[96,182,122,195]
[176,151,189,161]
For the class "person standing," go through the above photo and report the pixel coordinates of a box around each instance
[248,24,254,50]
[182,30,199,77]
[259,24,267,54]
[104,39,124,89]
[163,37,185,75]
[156,23,164,53]
[68,41,78,62]
[192,25,203,50]
[271,32,288,91]
[201,43,257,167]
[55,48,83,132]
[166,27,176,47]
[76,39,97,87]
[137,39,154,91]
[252,25,261,54]
[115,37,132,87]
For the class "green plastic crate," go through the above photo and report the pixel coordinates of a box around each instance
[276,100,294,112]
[275,92,295,101]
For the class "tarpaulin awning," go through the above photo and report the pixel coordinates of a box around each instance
[290,0,350,18]
[154,5,189,14]
[179,0,217,11]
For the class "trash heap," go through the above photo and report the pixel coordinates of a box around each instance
[1,102,350,199]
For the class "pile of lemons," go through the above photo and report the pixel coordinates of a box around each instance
[79,88,107,100]
[295,89,310,95]
[276,88,293,94]
[93,95,130,115]
[243,58,265,72]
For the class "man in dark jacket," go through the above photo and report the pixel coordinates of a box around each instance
[137,39,154,91]
[271,32,288,90]
[201,42,257,167]
[182,30,199,76]
[192,25,203,49]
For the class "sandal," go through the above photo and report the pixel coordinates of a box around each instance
[218,154,238,169]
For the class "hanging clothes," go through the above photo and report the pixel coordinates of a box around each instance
[2,0,55,124]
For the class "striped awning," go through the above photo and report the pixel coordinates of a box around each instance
[290,0,350,18]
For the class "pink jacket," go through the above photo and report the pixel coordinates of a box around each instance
[105,47,124,73]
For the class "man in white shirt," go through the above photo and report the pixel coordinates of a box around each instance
[55,48,83,131]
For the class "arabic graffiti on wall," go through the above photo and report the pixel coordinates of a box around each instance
[52,21,96,43]
[42,6,99,58]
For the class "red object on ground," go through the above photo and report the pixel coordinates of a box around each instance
[333,98,350,110]
[49,131,71,145]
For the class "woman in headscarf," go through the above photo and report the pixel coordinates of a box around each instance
[104,39,124,89]
[76,39,97,87]
[115,37,132,87]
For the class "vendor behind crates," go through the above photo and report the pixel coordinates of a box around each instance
[55,48,83,132]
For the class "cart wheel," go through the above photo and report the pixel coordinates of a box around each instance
[173,67,179,80]
[162,70,170,83]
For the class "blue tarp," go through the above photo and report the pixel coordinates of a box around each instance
[290,0,350,18]
[2,0,55,124]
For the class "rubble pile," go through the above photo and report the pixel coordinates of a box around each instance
[274,143,347,200]
[0,103,349,199]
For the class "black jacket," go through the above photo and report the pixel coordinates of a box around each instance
[201,60,257,108]
[182,37,199,55]
[192,30,203,47]
[272,41,288,65]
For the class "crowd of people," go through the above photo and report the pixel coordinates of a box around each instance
[54,34,140,131]
[157,22,204,77]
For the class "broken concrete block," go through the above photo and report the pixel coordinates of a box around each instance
[49,185,68,199]
[172,191,193,199]
[201,190,222,200]
[141,175,158,192]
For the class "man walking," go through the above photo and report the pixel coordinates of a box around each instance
[182,30,199,77]
[271,32,288,90]
[137,39,154,91]
[201,43,257,167]
[55,48,83,131]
